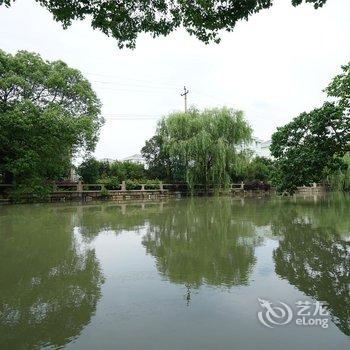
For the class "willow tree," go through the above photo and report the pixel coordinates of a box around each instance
[151,107,251,190]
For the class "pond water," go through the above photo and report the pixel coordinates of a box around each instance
[0,194,349,349]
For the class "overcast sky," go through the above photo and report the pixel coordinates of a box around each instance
[1,0,350,160]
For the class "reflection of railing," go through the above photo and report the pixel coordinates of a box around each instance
[296,182,328,194]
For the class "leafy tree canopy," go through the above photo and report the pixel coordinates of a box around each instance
[325,62,350,109]
[143,107,252,189]
[77,157,146,183]
[109,160,145,181]
[0,50,103,187]
[244,156,275,182]
[328,154,350,191]
[1,0,327,48]
[141,134,172,180]
[270,63,350,193]
[77,158,101,184]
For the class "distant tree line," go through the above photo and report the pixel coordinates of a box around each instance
[1,48,349,198]
[77,153,276,191]
[77,158,146,185]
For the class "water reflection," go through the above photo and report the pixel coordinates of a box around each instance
[272,199,350,335]
[142,198,262,288]
[0,194,349,347]
[139,195,349,334]
[76,202,165,239]
[0,206,104,349]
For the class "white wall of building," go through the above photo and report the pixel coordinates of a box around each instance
[238,137,272,159]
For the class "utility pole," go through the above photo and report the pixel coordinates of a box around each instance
[181,86,189,113]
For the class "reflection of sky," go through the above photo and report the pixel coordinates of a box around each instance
[255,238,278,277]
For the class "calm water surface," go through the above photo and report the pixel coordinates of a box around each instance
[0,195,349,349]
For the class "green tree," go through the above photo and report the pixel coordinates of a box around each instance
[120,161,145,179]
[77,158,101,183]
[244,156,274,182]
[0,50,103,190]
[77,158,146,184]
[1,0,327,48]
[328,154,350,191]
[109,161,145,180]
[141,134,171,180]
[98,160,112,179]
[270,63,350,193]
[145,107,252,190]
[325,62,350,109]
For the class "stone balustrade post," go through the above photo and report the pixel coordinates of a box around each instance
[77,181,83,200]
[77,181,83,192]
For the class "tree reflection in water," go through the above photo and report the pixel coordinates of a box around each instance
[271,196,350,336]
[1,194,349,345]
[142,198,263,289]
[0,205,104,349]
[140,194,350,334]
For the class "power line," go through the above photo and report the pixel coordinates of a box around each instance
[103,113,161,117]
[86,71,228,104]
[91,80,179,91]
[103,116,160,119]
[93,86,175,94]
[102,114,161,120]
[84,69,242,122]
[85,71,179,89]
[103,118,159,121]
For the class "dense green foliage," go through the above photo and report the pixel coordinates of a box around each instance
[141,134,171,180]
[242,156,275,182]
[325,62,350,109]
[271,63,350,193]
[143,107,252,190]
[328,154,350,191]
[0,0,327,48]
[77,158,101,184]
[0,50,103,192]
[108,160,145,181]
[77,158,146,184]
